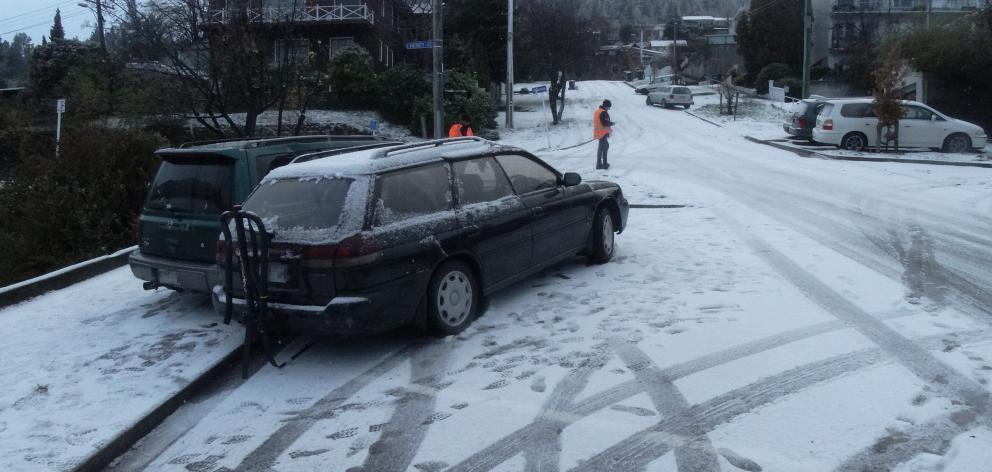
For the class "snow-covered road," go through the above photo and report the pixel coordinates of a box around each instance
[7,81,991,472]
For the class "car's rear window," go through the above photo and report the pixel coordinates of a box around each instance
[145,156,233,215]
[673,87,691,94]
[819,103,835,117]
[244,178,353,230]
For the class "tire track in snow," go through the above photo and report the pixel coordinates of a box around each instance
[446,311,919,472]
[523,346,612,472]
[356,342,454,472]
[234,344,415,472]
[718,210,991,412]
[833,410,976,472]
[568,329,992,472]
[613,342,720,472]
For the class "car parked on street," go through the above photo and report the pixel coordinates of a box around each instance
[646,86,694,109]
[130,135,400,293]
[633,75,674,94]
[812,98,988,152]
[213,137,630,336]
[783,98,830,141]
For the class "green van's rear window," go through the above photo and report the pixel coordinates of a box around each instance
[145,158,233,215]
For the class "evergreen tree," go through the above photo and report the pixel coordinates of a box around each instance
[735,0,802,83]
[50,9,66,41]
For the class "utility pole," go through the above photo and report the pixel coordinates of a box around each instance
[801,0,812,99]
[639,28,644,69]
[432,0,444,138]
[506,0,514,128]
[922,0,931,102]
[79,0,107,54]
[672,19,680,84]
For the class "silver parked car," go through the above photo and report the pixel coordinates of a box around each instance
[646,86,694,109]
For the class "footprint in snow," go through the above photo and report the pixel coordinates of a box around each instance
[531,375,546,392]
[717,447,763,472]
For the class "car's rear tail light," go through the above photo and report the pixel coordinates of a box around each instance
[822,119,833,131]
[798,118,807,128]
[335,234,382,267]
[669,94,675,99]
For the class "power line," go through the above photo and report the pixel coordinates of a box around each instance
[0,1,77,29]
[0,9,89,37]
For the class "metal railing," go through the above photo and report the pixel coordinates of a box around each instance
[832,0,982,12]
[207,4,374,25]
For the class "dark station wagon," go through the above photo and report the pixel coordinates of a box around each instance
[214,137,630,336]
[130,135,399,293]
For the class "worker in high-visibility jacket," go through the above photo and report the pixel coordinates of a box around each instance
[448,119,475,138]
[593,100,615,169]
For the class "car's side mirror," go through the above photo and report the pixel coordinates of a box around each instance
[562,172,581,187]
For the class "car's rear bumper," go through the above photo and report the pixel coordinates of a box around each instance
[812,129,842,146]
[784,124,810,138]
[129,250,218,292]
[211,275,423,336]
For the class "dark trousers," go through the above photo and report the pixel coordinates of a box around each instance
[596,136,610,168]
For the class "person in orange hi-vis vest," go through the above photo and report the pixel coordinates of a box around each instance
[448,119,475,137]
[593,100,615,169]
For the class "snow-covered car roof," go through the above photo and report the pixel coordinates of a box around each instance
[265,137,524,182]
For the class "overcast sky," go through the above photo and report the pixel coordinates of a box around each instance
[2,0,95,44]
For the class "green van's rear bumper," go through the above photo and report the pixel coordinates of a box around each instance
[129,250,220,292]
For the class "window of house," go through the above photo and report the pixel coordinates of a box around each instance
[329,37,355,58]
[274,39,309,65]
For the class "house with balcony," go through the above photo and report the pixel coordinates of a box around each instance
[205,0,413,70]
[828,0,982,66]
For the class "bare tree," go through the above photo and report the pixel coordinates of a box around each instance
[518,0,593,124]
[138,0,299,137]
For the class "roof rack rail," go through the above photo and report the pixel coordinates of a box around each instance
[290,141,404,164]
[371,136,488,159]
[178,134,388,149]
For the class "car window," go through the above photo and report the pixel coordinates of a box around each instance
[255,153,294,184]
[902,105,933,120]
[145,157,233,215]
[453,157,515,205]
[495,154,559,194]
[244,177,352,230]
[373,164,452,227]
[673,87,691,94]
[841,103,875,118]
[819,103,834,117]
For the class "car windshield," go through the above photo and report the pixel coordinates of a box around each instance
[144,157,233,215]
[244,177,353,230]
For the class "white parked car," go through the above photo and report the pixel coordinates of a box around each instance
[812,98,987,153]
[646,86,694,109]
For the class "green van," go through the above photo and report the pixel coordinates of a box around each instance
[129,135,400,292]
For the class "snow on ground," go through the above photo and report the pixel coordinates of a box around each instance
[6,80,992,472]
[116,81,991,471]
[0,269,239,471]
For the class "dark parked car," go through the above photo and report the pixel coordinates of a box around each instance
[783,98,828,140]
[130,135,399,293]
[213,137,630,336]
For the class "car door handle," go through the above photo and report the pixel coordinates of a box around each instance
[533,206,547,218]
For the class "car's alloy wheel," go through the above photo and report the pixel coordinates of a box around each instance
[842,133,867,151]
[427,260,478,335]
[590,208,615,264]
[942,134,971,153]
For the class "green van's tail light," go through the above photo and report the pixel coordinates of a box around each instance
[216,240,228,266]
[334,234,383,268]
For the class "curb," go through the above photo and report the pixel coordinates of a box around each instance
[684,111,724,128]
[71,344,243,472]
[0,246,138,309]
[744,136,992,169]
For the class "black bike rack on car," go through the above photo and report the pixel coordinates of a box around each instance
[220,206,286,378]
